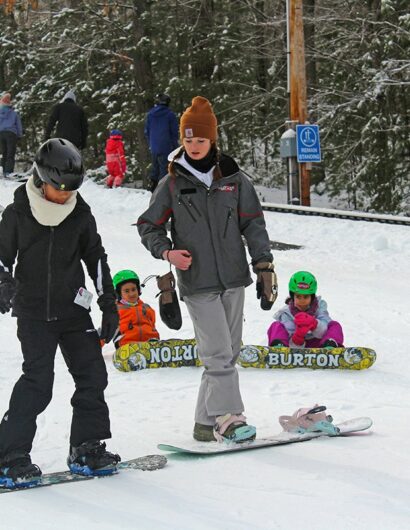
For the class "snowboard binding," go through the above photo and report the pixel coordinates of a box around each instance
[279,405,340,435]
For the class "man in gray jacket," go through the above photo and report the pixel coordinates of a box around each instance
[137,96,277,444]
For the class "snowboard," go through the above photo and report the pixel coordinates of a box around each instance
[112,339,200,372]
[238,345,376,370]
[0,454,167,494]
[158,417,372,455]
[112,340,376,372]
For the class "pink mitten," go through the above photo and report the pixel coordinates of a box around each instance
[294,312,318,331]
[292,326,310,345]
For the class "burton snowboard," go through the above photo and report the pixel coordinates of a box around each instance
[238,345,376,370]
[0,454,167,494]
[112,339,199,372]
[158,417,372,455]
[112,341,376,372]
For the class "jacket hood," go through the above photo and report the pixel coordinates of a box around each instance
[169,149,240,179]
[150,105,173,118]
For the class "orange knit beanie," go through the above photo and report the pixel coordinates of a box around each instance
[180,96,218,142]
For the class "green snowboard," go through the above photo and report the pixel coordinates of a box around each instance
[159,417,373,455]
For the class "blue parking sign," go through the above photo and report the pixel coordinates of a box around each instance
[296,124,321,163]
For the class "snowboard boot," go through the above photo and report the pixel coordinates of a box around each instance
[67,440,121,476]
[0,451,42,489]
[213,414,257,444]
[322,339,338,349]
[193,423,216,442]
[279,405,340,435]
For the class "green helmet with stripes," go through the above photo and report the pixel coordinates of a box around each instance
[288,271,317,295]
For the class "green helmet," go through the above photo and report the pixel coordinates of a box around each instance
[113,270,140,291]
[288,271,317,295]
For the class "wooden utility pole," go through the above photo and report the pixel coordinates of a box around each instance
[289,0,311,206]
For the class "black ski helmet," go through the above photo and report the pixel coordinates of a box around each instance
[155,93,171,106]
[33,138,84,191]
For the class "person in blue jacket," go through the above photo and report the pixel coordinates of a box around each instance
[144,93,179,192]
[0,93,23,177]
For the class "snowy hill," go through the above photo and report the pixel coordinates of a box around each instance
[1,178,409,530]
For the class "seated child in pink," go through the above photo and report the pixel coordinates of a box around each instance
[267,271,344,348]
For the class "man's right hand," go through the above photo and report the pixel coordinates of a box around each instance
[162,249,192,270]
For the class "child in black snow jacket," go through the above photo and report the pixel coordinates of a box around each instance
[0,139,120,489]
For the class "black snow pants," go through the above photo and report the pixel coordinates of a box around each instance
[0,130,18,174]
[0,315,111,459]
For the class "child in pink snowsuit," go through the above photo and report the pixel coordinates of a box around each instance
[267,270,344,348]
[105,129,126,188]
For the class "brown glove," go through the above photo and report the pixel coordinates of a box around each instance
[157,271,182,330]
[253,262,278,310]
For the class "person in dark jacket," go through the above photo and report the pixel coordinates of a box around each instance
[144,93,179,192]
[45,90,88,150]
[0,139,120,489]
[138,96,278,444]
[0,92,23,177]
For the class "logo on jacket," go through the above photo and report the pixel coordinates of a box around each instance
[218,184,235,192]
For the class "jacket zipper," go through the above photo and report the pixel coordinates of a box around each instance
[178,195,197,222]
[136,305,143,341]
[223,208,233,238]
[46,227,54,321]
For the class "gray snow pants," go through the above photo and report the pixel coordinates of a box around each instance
[183,287,245,425]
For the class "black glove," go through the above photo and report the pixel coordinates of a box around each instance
[0,274,17,314]
[253,262,278,310]
[97,293,119,342]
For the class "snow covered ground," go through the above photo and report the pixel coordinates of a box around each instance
[1,177,409,530]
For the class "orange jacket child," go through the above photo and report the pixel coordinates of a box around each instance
[112,270,159,349]
[105,129,126,188]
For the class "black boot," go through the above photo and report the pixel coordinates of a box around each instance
[322,339,338,349]
[67,440,121,476]
[270,339,285,347]
[0,451,42,489]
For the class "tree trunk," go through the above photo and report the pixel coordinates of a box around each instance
[130,0,153,185]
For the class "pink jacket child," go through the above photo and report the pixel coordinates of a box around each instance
[105,129,127,188]
[267,271,344,349]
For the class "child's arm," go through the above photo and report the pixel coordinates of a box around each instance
[310,298,332,338]
[119,142,127,173]
[80,213,118,341]
[274,308,296,336]
[0,207,18,278]
[0,207,19,314]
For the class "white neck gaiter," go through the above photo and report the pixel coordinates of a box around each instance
[26,176,77,226]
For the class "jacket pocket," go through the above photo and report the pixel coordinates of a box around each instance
[177,195,197,223]
[223,207,233,238]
